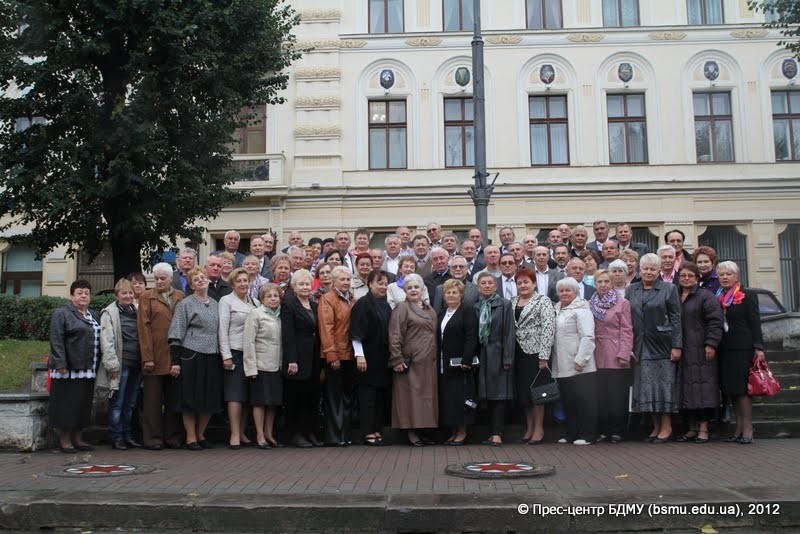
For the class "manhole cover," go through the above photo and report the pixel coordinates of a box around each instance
[446,461,555,479]
[47,464,157,477]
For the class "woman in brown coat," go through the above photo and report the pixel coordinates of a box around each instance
[318,266,356,446]
[389,273,439,446]
[137,263,186,450]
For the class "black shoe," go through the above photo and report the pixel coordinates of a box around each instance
[59,446,77,454]
[186,442,203,451]
[610,435,622,444]
[643,436,656,443]
[111,440,128,450]
[326,442,348,448]
[676,433,697,442]
[74,444,94,452]
[125,438,142,449]
[408,439,423,447]
[306,434,323,447]
[363,436,380,447]
[293,434,313,448]
[652,434,672,444]
[197,439,212,449]
[145,443,164,451]
[449,439,466,446]
[724,434,743,443]
[164,442,183,449]
[529,439,543,445]
[266,438,285,449]
[257,441,272,450]
[738,436,754,444]
[228,443,241,450]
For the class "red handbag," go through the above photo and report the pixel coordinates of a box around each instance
[747,356,781,397]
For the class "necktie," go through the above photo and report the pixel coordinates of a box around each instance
[505,278,514,299]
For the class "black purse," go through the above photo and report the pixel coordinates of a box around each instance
[529,368,560,405]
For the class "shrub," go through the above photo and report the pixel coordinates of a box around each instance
[0,294,118,341]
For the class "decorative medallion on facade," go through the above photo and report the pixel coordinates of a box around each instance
[648,31,687,40]
[294,96,341,109]
[298,8,341,22]
[380,69,395,90]
[566,33,605,43]
[294,125,342,139]
[703,61,720,82]
[341,40,368,48]
[617,63,634,84]
[539,64,556,85]
[782,59,798,80]
[730,29,769,39]
[295,66,341,80]
[486,35,523,45]
[455,67,471,88]
[405,37,442,47]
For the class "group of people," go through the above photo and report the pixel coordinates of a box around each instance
[47,221,766,451]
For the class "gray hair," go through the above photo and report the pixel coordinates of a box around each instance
[449,255,467,267]
[179,247,197,258]
[657,245,676,257]
[556,277,580,293]
[475,271,498,285]
[384,233,400,245]
[639,253,661,270]
[330,265,352,280]
[608,259,628,274]
[430,246,449,258]
[403,273,424,291]
[572,225,588,236]
[224,230,240,239]
[152,262,173,276]
[716,261,740,276]
[291,268,314,287]
[287,245,305,256]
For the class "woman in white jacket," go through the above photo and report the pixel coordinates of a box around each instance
[552,277,597,445]
[243,283,284,449]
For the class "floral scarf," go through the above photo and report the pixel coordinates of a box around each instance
[589,290,618,321]
[478,294,499,345]
[716,283,745,311]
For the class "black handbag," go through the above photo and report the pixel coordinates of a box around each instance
[529,368,560,405]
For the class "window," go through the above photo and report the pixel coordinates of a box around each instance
[603,0,639,27]
[687,0,723,25]
[764,0,783,23]
[443,0,474,31]
[779,224,800,312]
[369,100,407,169]
[607,93,648,164]
[771,91,800,161]
[529,95,569,165]
[526,0,562,29]
[1,245,42,297]
[233,105,266,154]
[444,98,475,167]
[693,92,733,162]
[698,225,748,286]
[370,0,404,33]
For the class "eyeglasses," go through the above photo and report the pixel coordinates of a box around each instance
[450,264,466,269]
[500,261,516,266]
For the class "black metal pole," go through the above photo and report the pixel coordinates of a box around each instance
[468,0,492,240]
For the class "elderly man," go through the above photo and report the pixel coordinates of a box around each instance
[381,234,403,274]
[570,226,589,257]
[522,234,538,262]
[587,220,610,253]
[423,246,452,298]
[599,239,620,269]
[658,245,680,285]
[665,229,693,264]
[395,226,414,257]
[171,247,196,294]
[473,244,501,279]
[288,245,306,273]
[281,231,304,253]
[432,255,479,313]
[212,230,245,267]
[548,257,596,302]
[459,239,483,279]
[532,245,564,298]
[613,223,649,256]
[507,241,529,270]
[205,255,232,301]
[497,253,519,300]
[249,235,272,279]
[261,232,276,259]
[468,226,485,259]
[412,234,431,276]
[498,227,516,253]
[558,224,572,246]
[426,222,443,247]
[553,243,571,274]
[441,232,459,257]
[335,231,354,272]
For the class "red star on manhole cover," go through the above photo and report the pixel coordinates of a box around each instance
[65,464,136,475]
[466,462,534,474]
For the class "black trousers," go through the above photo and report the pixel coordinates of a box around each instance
[559,372,599,442]
[323,360,356,444]
[142,374,184,447]
[596,368,631,437]
[284,378,320,436]
[359,384,387,436]
[486,400,505,436]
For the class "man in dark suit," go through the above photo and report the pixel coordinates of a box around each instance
[249,235,273,280]
[498,227,516,254]
[211,230,245,267]
[507,241,532,271]
[468,227,485,261]
[426,222,443,248]
[432,256,479,313]
[281,231,304,254]
[460,239,484,281]
[599,239,621,269]
[613,223,650,257]
[548,257,596,303]
[665,229,693,264]
[496,253,518,300]
[586,220,610,254]
[171,247,196,295]
[423,247,452,298]
[204,255,232,301]
[532,246,563,299]
[411,234,432,276]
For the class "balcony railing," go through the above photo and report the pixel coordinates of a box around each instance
[233,157,270,182]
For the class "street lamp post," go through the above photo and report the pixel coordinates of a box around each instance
[467,0,497,241]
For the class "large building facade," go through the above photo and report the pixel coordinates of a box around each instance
[3,0,800,310]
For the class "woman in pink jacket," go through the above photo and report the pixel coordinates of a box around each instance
[590,270,634,443]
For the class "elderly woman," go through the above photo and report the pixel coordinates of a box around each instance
[608,259,629,298]
[437,278,479,446]
[552,277,597,445]
[388,256,431,309]
[282,269,322,448]
[676,262,724,444]
[389,273,439,446]
[219,267,256,449]
[269,253,292,296]
[218,252,235,283]
[168,267,223,450]
[474,272,515,446]
[351,252,373,301]
[620,249,640,285]
[48,280,99,453]
[351,270,393,446]
[98,279,143,450]
[626,253,682,443]
[243,283,284,449]
[579,249,601,287]
[126,272,147,309]
[591,270,633,444]
[138,263,185,450]
[511,269,555,445]
[311,261,332,303]
[242,255,269,303]
[694,246,720,294]
[349,227,371,263]
[318,266,356,447]
[717,261,765,444]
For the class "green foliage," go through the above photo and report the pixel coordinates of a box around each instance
[749,1,800,59]
[0,339,49,392]
[0,294,116,340]
[0,0,301,278]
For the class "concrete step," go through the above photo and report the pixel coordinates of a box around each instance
[770,361,800,374]
[778,374,800,387]
[753,387,800,404]
[765,350,800,362]
[751,403,800,420]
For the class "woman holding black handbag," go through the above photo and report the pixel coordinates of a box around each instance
[438,279,479,446]
[511,269,556,445]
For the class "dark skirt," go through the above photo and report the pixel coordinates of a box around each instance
[719,348,752,397]
[249,371,283,407]
[49,378,95,429]
[514,347,548,407]
[223,349,249,403]
[633,359,678,413]
[174,348,223,413]
[439,367,476,427]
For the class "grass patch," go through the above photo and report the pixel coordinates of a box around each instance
[0,339,50,393]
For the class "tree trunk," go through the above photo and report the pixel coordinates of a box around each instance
[109,233,144,282]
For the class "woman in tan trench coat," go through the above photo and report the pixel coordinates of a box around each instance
[388,273,438,446]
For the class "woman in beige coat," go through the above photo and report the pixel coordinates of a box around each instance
[388,273,438,446]
[243,283,284,449]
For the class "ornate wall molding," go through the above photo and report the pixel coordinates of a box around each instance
[486,35,523,45]
[566,33,605,43]
[649,31,687,41]
[298,8,341,22]
[295,96,341,109]
[294,125,342,139]
[294,66,341,79]
[294,39,342,51]
[341,39,368,48]
[405,37,442,47]
[730,29,769,39]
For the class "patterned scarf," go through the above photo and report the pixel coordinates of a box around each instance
[716,283,744,310]
[589,289,618,321]
[263,304,281,318]
[478,294,498,345]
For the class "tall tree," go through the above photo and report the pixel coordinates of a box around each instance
[0,0,300,279]
[749,0,800,58]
